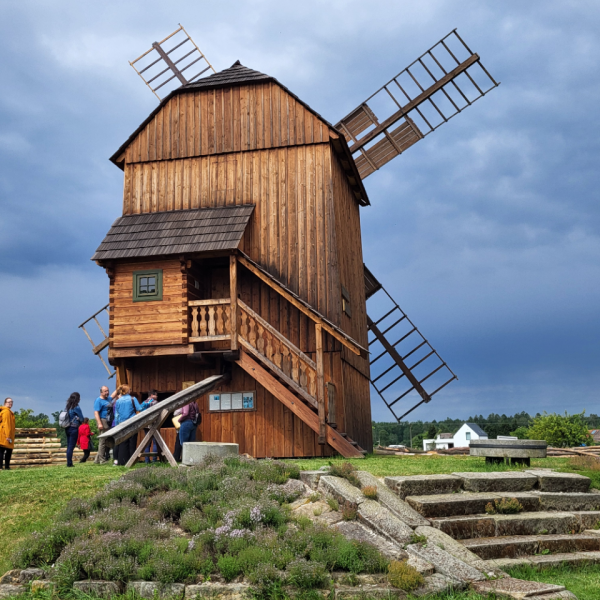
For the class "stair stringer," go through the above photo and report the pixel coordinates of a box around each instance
[236,349,364,459]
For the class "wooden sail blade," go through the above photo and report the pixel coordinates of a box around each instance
[365,265,457,422]
[336,29,499,179]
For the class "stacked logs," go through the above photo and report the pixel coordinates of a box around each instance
[11,428,96,468]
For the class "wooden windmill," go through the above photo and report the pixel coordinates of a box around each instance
[82,26,498,458]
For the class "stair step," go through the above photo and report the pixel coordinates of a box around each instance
[406,492,542,518]
[526,469,591,493]
[536,491,600,511]
[431,511,581,540]
[385,474,462,499]
[486,550,600,571]
[461,533,600,560]
[452,471,539,493]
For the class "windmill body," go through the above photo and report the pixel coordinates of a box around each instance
[83,30,498,459]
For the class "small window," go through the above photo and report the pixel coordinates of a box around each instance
[133,269,163,302]
[209,391,255,412]
[341,285,352,317]
[466,432,471,441]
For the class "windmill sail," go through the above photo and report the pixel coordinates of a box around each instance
[365,265,457,422]
[336,30,499,179]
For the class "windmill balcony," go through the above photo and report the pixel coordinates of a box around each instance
[189,299,232,343]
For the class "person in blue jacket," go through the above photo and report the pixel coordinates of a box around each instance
[64,392,84,467]
[113,385,142,466]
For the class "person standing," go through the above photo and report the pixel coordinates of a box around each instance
[179,401,200,448]
[93,386,112,464]
[65,393,84,467]
[76,418,93,462]
[141,390,159,464]
[113,385,142,466]
[0,398,16,470]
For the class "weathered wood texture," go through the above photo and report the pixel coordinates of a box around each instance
[121,83,328,165]
[341,360,373,452]
[110,259,187,348]
[128,355,335,458]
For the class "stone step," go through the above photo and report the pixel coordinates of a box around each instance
[486,550,600,571]
[461,533,600,560]
[406,492,542,518]
[535,491,600,511]
[452,471,539,493]
[526,470,591,493]
[431,511,581,540]
[384,474,462,499]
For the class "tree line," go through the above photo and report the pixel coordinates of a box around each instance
[373,411,600,448]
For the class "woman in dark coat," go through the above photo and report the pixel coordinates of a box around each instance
[65,393,84,467]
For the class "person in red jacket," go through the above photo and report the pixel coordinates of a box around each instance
[76,418,94,463]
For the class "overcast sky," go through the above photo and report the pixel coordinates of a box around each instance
[1,0,599,423]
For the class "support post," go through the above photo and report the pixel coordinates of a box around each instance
[125,408,173,468]
[315,324,326,445]
[230,254,238,351]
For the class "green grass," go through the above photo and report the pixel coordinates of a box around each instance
[0,463,126,574]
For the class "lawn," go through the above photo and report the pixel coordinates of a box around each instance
[1,454,599,599]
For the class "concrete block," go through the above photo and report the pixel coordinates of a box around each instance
[453,472,537,493]
[470,439,547,459]
[182,442,238,465]
[384,474,462,499]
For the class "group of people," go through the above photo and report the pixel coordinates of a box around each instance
[68,384,200,467]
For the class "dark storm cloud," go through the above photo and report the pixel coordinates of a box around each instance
[1,0,599,422]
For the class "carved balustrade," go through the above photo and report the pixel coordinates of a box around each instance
[189,299,231,342]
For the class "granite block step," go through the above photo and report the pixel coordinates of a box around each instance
[461,533,600,560]
[452,471,538,493]
[471,577,566,599]
[526,470,591,493]
[486,550,600,571]
[430,511,580,539]
[384,474,462,499]
[534,491,600,511]
[406,492,541,518]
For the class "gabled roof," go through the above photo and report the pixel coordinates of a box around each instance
[466,423,488,436]
[92,205,254,261]
[110,61,369,207]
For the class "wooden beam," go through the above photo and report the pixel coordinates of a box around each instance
[348,54,480,154]
[188,298,230,306]
[237,253,365,357]
[109,344,194,358]
[315,324,326,445]
[125,408,170,468]
[230,255,238,351]
[236,349,363,458]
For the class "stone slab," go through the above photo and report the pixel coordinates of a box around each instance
[357,471,429,527]
[334,587,407,599]
[357,499,413,544]
[300,470,325,490]
[526,470,591,493]
[127,582,185,599]
[318,475,365,509]
[410,573,464,597]
[470,439,547,459]
[535,491,600,511]
[526,593,577,600]
[471,577,565,598]
[30,581,54,593]
[406,555,435,576]
[462,533,600,560]
[413,526,501,577]
[315,510,344,526]
[453,472,538,493]
[406,543,485,583]
[528,552,600,569]
[430,515,497,539]
[0,585,25,599]
[572,510,600,530]
[185,583,250,599]
[485,557,533,569]
[19,569,45,583]
[496,492,543,512]
[406,492,502,517]
[0,573,19,586]
[334,521,408,560]
[182,442,238,466]
[293,500,331,519]
[384,474,462,499]
[494,511,579,537]
[73,581,122,598]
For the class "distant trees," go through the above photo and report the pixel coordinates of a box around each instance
[525,412,593,448]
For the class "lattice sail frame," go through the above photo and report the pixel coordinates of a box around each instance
[336,29,500,179]
[130,25,216,101]
[365,266,457,422]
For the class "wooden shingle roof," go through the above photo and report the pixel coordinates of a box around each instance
[92,205,254,261]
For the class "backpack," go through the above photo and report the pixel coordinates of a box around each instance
[58,409,71,428]
[105,400,115,425]
[190,403,201,427]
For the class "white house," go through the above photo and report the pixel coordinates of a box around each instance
[422,423,488,451]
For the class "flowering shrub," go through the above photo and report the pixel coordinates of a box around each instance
[286,558,328,589]
[149,490,194,519]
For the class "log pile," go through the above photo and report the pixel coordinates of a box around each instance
[11,428,96,468]
[546,446,600,459]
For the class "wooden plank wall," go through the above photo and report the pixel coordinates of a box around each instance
[121,83,328,164]
[128,356,334,458]
[111,259,187,347]
[341,361,373,452]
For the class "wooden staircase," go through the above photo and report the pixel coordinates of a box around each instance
[234,299,365,458]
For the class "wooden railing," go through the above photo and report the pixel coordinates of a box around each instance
[189,299,231,342]
[238,300,318,409]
